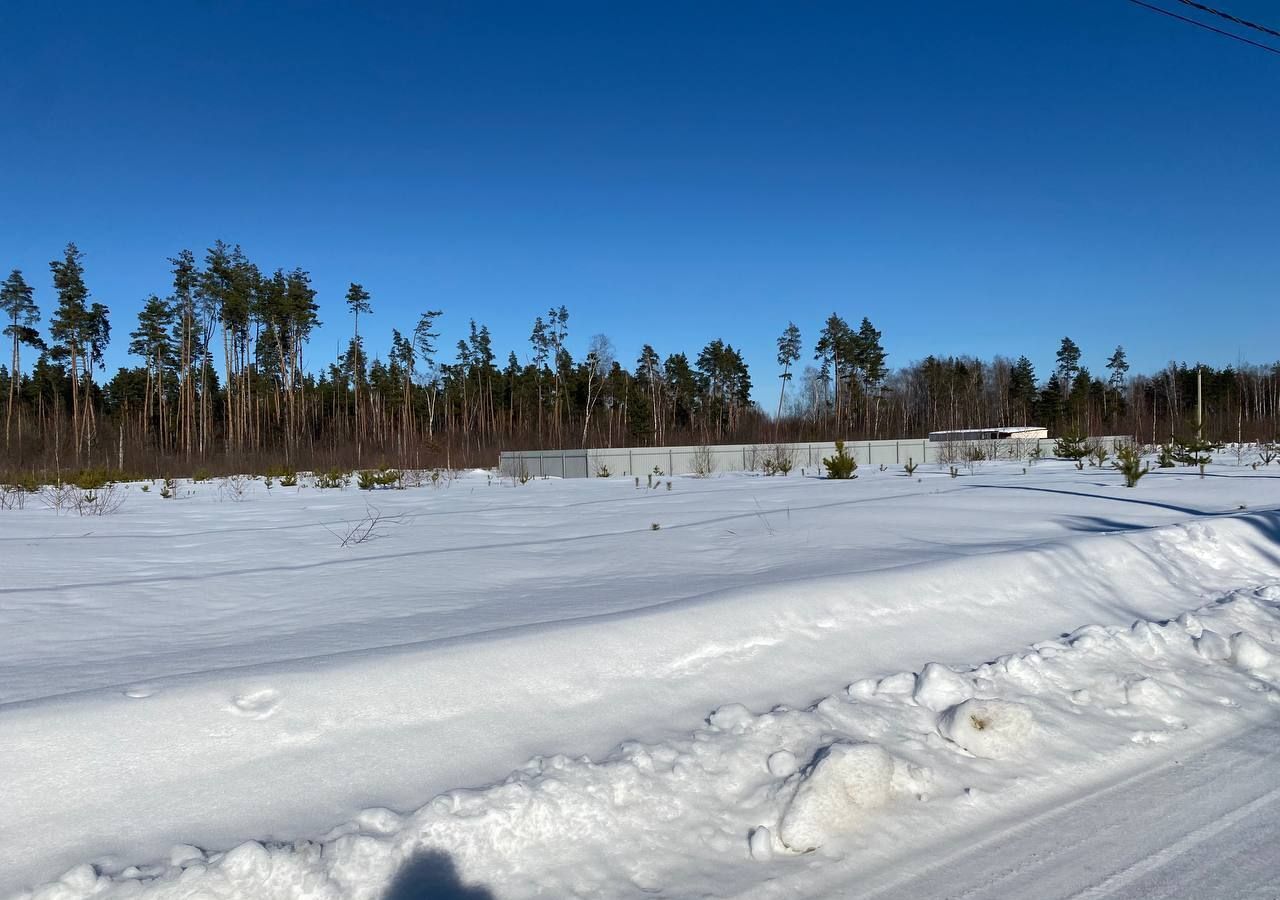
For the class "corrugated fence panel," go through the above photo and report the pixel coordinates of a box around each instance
[498,436,1131,478]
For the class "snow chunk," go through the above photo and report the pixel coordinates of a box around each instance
[1196,629,1231,661]
[846,678,877,699]
[1178,612,1204,637]
[220,841,272,881]
[56,864,100,892]
[913,663,973,712]
[1230,632,1273,670]
[168,844,205,867]
[876,672,916,695]
[749,826,774,860]
[939,699,1035,759]
[354,807,403,836]
[707,703,753,731]
[767,749,798,777]
[778,742,894,852]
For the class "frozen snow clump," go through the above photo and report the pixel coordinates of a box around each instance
[749,826,774,860]
[768,749,798,777]
[708,703,753,731]
[1195,630,1231,661]
[778,742,894,852]
[1230,632,1272,670]
[913,662,973,712]
[939,699,1035,759]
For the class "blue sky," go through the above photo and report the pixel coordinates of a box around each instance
[2,0,1277,399]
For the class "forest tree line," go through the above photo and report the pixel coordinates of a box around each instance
[3,242,1279,477]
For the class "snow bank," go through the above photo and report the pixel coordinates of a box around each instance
[10,582,1280,899]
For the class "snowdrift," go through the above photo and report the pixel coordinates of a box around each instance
[5,509,1280,897]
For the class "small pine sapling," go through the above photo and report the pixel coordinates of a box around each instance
[1054,433,1089,465]
[761,444,795,476]
[1088,445,1109,468]
[1174,436,1217,478]
[903,458,918,476]
[1157,444,1176,468]
[315,468,349,489]
[822,440,858,479]
[1113,444,1150,488]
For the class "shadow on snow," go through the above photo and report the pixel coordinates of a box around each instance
[384,850,496,900]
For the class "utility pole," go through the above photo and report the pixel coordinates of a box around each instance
[1196,364,1203,443]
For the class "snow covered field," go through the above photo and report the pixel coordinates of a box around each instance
[3,458,1280,898]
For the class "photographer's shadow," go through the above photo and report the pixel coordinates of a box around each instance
[384,849,495,900]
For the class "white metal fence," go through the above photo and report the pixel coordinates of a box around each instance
[499,435,1130,479]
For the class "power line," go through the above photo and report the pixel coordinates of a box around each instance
[1173,0,1280,40]
[1124,0,1280,55]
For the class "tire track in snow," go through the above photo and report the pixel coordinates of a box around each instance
[833,722,1280,900]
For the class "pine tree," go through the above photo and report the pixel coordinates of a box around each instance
[201,241,247,451]
[814,313,852,431]
[345,283,372,460]
[664,352,697,432]
[1055,337,1081,397]
[168,249,202,456]
[1,270,42,447]
[636,344,663,443]
[1105,345,1129,391]
[854,317,887,435]
[1009,356,1037,425]
[1105,345,1130,427]
[128,295,176,448]
[822,439,857,479]
[1113,443,1149,488]
[529,316,549,441]
[775,322,802,425]
[413,310,442,436]
[49,243,107,457]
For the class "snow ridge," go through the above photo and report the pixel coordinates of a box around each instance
[17,584,1280,900]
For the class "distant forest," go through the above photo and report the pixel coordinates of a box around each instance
[3,242,1278,476]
